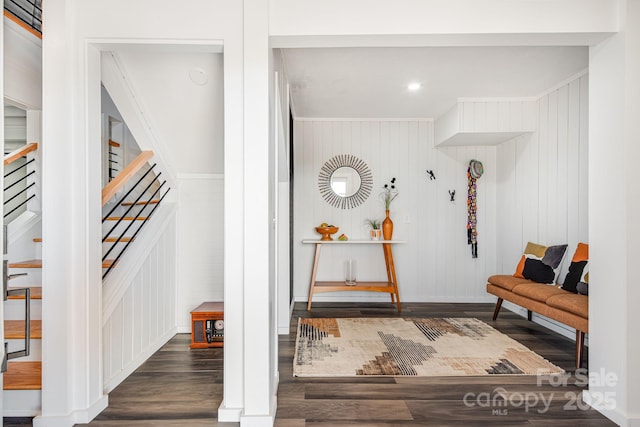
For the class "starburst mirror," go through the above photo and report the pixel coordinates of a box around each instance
[318,154,373,209]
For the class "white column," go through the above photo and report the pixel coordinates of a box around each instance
[34,0,107,425]
[587,1,640,425]
[218,11,249,426]
[241,0,277,424]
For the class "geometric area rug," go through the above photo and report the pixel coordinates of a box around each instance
[293,317,564,377]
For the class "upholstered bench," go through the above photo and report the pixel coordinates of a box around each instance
[486,242,589,368]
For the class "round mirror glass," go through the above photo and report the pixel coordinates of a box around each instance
[318,154,372,209]
[330,166,362,197]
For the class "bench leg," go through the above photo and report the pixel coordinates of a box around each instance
[492,298,503,320]
[576,330,585,369]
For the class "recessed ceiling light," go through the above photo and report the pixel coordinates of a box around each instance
[407,82,422,91]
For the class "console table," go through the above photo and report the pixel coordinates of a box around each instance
[302,239,405,312]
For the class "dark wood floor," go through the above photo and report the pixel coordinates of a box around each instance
[5,302,615,426]
[276,302,615,426]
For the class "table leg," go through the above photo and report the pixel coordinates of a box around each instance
[307,243,322,311]
[382,244,393,303]
[383,243,401,312]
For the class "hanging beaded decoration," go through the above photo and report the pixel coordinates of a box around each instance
[467,160,483,258]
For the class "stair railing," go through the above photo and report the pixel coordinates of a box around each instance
[4,0,42,37]
[101,150,153,206]
[101,151,170,278]
[4,143,38,220]
[2,144,38,366]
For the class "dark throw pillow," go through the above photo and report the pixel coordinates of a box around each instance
[514,242,568,284]
[576,281,589,295]
[561,243,589,293]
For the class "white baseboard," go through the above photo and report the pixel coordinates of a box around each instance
[32,394,108,427]
[296,295,495,303]
[218,400,243,422]
[278,300,295,335]
[582,390,630,426]
[176,326,191,334]
[239,396,277,427]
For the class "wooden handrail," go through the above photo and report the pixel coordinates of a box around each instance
[101,150,153,206]
[4,143,38,166]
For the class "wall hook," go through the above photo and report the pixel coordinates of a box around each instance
[426,170,436,180]
[449,190,456,202]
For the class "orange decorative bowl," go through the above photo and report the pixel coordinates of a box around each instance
[315,226,339,241]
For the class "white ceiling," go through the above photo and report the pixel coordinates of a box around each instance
[283,46,588,119]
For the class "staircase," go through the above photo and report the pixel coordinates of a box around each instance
[3,142,41,416]
[3,144,169,417]
[4,259,42,416]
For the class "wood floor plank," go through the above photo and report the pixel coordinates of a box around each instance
[276,399,414,421]
[276,302,612,427]
[75,420,235,426]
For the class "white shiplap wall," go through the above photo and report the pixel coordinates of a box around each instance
[496,73,589,282]
[177,174,225,329]
[102,211,178,393]
[293,119,497,303]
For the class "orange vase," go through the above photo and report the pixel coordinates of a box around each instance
[382,210,393,240]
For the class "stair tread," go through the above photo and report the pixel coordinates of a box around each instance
[104,236,134,243]
[121,199,160,206]
[8,259,42,268]
[105,216,148,221]
[4,320,42,339]
[9,259,115,269]
[7,286,42,299]
[4,361,41,390]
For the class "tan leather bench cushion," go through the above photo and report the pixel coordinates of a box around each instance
[512,283,569,303]
[487,275,535,291]
[546,293,589,319]
[487,283,588,332]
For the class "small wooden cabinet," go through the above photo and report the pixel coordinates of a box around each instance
[190,302,224,348]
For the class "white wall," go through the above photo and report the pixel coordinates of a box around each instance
[273,49,293,335]
[293,119,496,303]
[176,174,224,329]
[115,51,224,174]
[33,0,636,425]
[101,52,226,333]
[39,0,268,424]
[496,72,589,279]
[270,0,617,46]
[101,86,142,187]
[495,73,589,339]
[3,17,41,110]
[587,1,640,424]
[102,207,178,392]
